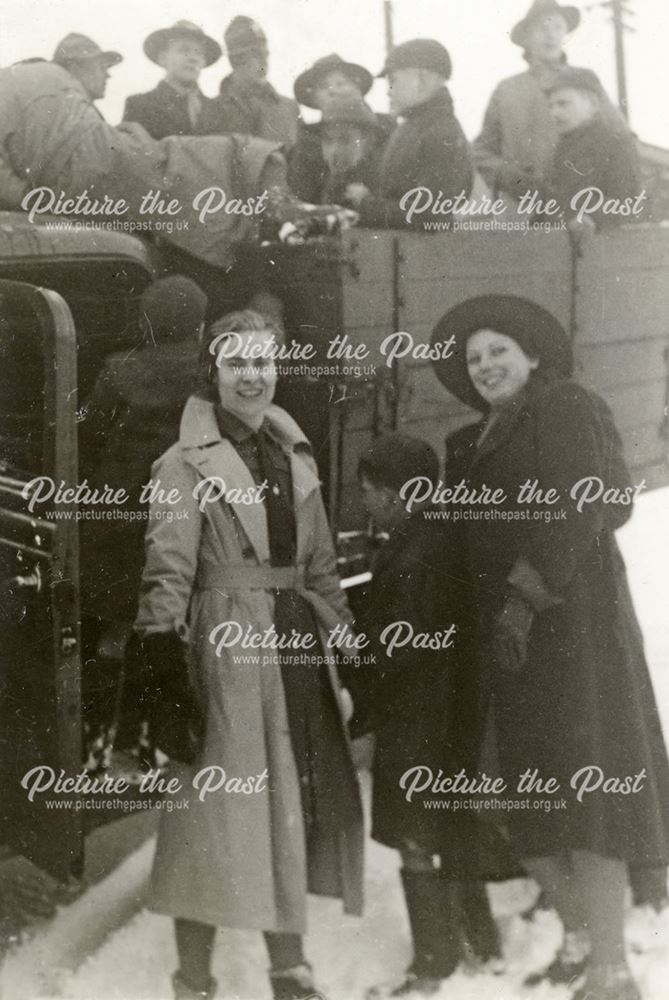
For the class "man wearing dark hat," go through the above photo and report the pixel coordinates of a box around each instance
[53,32,122,101]
[473,0,627,207]
[345,39,472,229]
[216,16,300,148]
[289,53,391,203]
[542,67,642,229]
[294,53,374,114]
[311,95,386,205]
[123,21,226,140]
[0,42,291,270]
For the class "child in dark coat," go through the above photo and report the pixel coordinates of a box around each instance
[357,433,503,996]
[345,40,472,229]
[544,67,643,229]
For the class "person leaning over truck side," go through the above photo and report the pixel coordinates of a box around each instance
[122,21,227,140]
[312,96,387,207]
[472,0,628,208]
[129,310,363,1000]
[288,53,392,204]
[431,295,669,1000]
[216,16,301,150]
[0,39,293,270]
[345,39,473,230]
[52,32,122,103]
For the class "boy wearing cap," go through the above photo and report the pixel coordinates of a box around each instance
[473,0,627,207]
[345,39,472,230]
[123,22,226,140]
[356,433,502,994]
[543,68,642,229]
[217,16,300,149]
[53,32,122,102]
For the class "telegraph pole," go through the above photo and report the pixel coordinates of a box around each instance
[594,0,635,121]
[383,0,395,57]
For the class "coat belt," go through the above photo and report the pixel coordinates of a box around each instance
[198,564,306,591]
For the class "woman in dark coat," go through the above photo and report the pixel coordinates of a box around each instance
[430,295,669,1000]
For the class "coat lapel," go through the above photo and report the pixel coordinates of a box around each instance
[177,396,322,567]
[470,394,529,471]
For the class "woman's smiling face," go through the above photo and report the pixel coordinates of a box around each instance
[215,330,277,428]
[466,328,539,408]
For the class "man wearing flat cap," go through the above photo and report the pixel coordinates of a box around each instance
[345,38,472,229]
[53,32,122,102]
[123,21,226,140]
[473,0,628,207]
[217,16,300,149]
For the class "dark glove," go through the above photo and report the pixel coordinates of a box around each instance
[125,632,202,765]
[492,592,534,674]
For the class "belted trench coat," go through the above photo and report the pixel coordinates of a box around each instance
[134,395,363,931]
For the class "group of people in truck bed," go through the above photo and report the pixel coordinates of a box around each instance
[0,0,644,256]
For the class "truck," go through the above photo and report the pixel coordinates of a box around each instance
[0,210,668,886]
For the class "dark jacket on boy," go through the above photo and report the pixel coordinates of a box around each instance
[356,88,473,229]
[544,113,641,229]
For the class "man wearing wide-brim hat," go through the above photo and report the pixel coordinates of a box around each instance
[288,53,392,204]
[53,32,122,102]
[216,16,300,149]
[344,38,473,229]
[0,43,289,271]
[294,53,374,112]
[123,21,227,140]
[312,95,387,205]
[472,0,628,207]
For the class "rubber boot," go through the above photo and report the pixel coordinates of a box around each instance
[389,869,462,995]
[456,880,502,966]
[172,971,217,999]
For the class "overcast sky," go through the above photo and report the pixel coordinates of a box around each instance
[1,0,666,147]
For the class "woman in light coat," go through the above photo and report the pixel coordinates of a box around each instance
[133,310,363,1000]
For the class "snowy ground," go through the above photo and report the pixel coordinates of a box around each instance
[24,490,669,999]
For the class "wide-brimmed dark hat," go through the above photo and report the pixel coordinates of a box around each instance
[318,96,384,133]
[53,34,122,67]
[511,0,581,46]
[430,294,573,410]
[144,21,221,67]
[294,54,373,109]
[379,38,452,80]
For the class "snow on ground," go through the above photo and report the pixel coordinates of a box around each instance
[52,490,669,999]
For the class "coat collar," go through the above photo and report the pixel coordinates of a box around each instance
[177,395,321,564]
[219,73,280,104]
[156,78,202,98]
[466,379,559,469]
[402,86,453,122]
